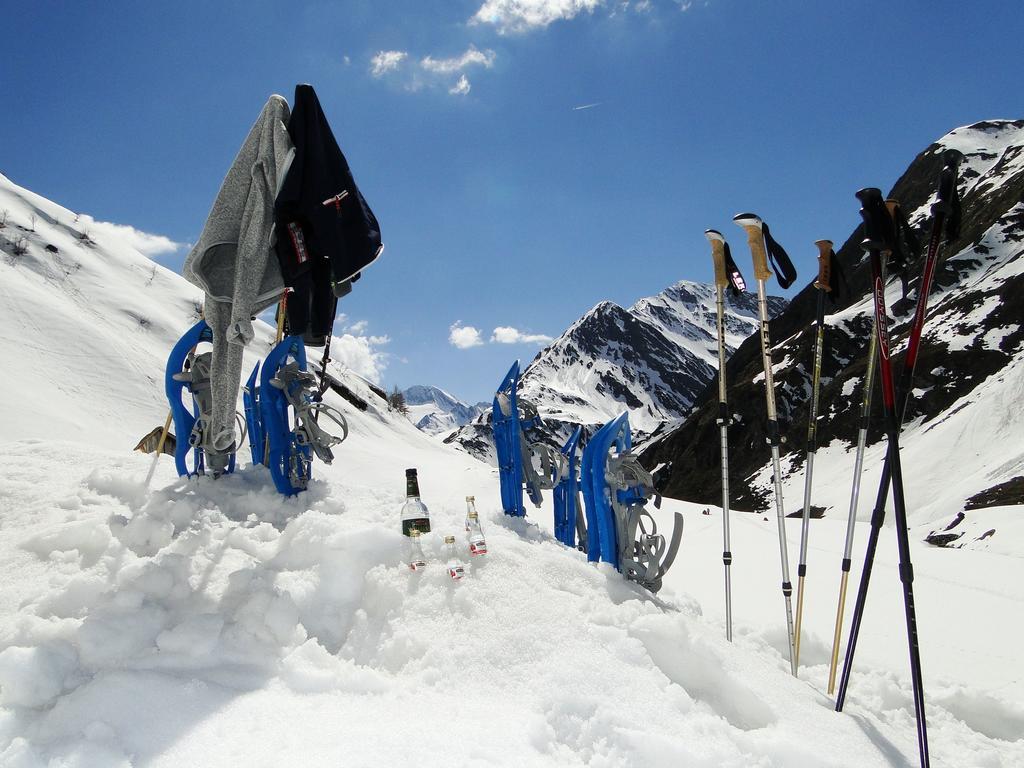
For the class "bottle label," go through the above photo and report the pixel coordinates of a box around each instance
[403,517,431,536]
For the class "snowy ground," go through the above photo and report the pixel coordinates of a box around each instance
[0,434,1021,767]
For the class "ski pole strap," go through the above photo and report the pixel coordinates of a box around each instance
[883,199,920,300]
[724,242,746,295]
[762,223,797,289]
[933,149,965,242]
[314,295,341,402]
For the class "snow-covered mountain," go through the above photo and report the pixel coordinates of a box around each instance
[446,281,785,461]
[402,384,486,435]
[0,165,1021,767]
[519,281,786,433]
[643,119,1024,539]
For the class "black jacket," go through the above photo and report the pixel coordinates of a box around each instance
[273,84,382,338]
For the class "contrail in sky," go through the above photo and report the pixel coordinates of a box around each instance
[572,102,603,111]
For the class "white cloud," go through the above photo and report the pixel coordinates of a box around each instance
[343,55,352,66]
[370,50,408,77]
[78,216,186,257]
[449,75,472,96]
[329,333,389,384]
[491,326,553,345]
[449,323,485,349]
[347,319,369,334]
[421,45,496,75]
[472,0,604,32]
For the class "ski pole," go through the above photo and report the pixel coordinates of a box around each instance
[733,213,797,676]
[793,239,832,668]
[840,187,931,767]
[706,228,734,642]
[827,289,879,695]
[836,150,964,716]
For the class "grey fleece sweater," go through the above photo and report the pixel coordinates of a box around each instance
[182,95,294,453]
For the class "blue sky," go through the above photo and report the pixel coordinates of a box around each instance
[2,0,1020,403]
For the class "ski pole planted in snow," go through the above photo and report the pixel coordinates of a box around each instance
[706,228,745,642]
[732,213,798,675]
[835,150,962,720]
[792,239,834,668]
[827,279,880,695]
[835,188,930,767]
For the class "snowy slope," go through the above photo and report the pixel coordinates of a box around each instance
[0,174,1021,767]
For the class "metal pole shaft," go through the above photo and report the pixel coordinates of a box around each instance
[794,288,826,667]
[715,285,734,642]
[827,318,878,694]
[757,278,797,676]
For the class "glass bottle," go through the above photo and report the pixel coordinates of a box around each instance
[401,468,431,536]
[407,529,427,572]
[445,535,465,581]
[465,498,487,556]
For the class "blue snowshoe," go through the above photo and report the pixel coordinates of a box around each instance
[493,361,527,516]
[164,319,238,477]
[580,413,683,593]
[259,335,349,496]
[242,362,265,466]
[553,426,586,550]
[492,360,567,517]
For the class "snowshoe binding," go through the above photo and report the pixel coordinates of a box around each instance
[581,413,683,593]
[165,319,239,477]
[258,335,349,496]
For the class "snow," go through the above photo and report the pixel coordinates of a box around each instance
[1,167,1022,766]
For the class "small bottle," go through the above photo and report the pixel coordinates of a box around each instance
[401,468,431,536]
[465,498,487,556]
[407,529,427,572]
[445,535,465,581]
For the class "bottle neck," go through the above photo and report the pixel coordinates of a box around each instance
[406,475,421,499]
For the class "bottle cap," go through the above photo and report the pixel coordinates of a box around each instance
[466,495,475,502]
[406,468,417,477]
[444,535,455,544]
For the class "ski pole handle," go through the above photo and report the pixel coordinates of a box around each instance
[814,239,833,291]
[932,149,965,216]
[855,188,893,253]
[706,229,729,288]
[733,213,771,281]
